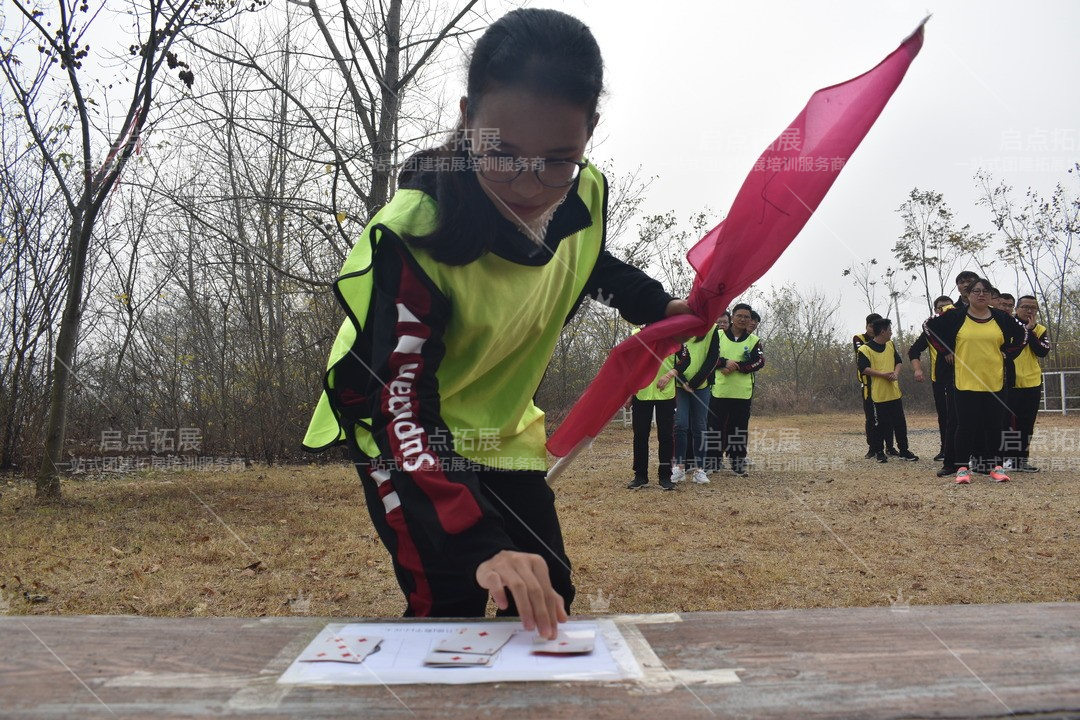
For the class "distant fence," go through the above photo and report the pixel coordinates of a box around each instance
[1043,341,1080,372]
[1041,370,1080,415]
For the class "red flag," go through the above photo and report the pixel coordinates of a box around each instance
[547,20,926,473]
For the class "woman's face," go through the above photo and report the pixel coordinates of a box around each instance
[967,282,992,310]
[462,87,594,226]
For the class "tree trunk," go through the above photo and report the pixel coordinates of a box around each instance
[371,0,402,211]
[36,205,90,498]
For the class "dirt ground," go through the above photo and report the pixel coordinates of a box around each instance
[1,412,1077,619]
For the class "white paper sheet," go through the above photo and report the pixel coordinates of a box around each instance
[277,619,642,685]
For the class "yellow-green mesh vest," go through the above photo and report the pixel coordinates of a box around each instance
[1014,323,1046,388]
[304,164,607,469]
[858,340,902,403]
[682,326,718,390]
[712,332,759,400]
[635,355,676,402]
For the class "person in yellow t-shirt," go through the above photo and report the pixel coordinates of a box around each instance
[925,277,1027,484]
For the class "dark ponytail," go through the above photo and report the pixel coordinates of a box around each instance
[404,8,604,265]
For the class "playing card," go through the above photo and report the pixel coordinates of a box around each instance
[423,650,494,667]
[435,625,517,655]
[298,630,383,663]
[530,629,595,655]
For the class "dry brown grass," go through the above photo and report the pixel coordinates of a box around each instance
[2,412,1078,619]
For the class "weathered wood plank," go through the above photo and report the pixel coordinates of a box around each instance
[0,603,1076,719]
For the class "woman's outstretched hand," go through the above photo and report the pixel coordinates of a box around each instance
[476,550,567,640]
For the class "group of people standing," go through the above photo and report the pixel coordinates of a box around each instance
[628,304,765,491]
[629,271,1051,493]
[866,270,1050,484]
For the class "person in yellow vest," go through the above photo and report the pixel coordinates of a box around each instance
[302,9,692,639]
[855,313,897,459]
[1005,296,1051,472]
[704,311,731,473]
[669,322,720,485]
[925,277,1027,484]
[628,328,677,491]
[711,303,765,477]
[909,295,954,463]
[857,318,918,463]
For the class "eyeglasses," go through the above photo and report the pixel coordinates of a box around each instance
[968,288,991,295]
[470,153,588,188]
[1018,305,1039,311]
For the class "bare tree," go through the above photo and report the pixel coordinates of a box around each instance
[841,258,885,315]
[0,93,70,470]
[978,166,1080,367]
[757,285,842,405]
[190,0,489,228]
[892,188,991,314]
[0,0,234,497]
[633,210,712,299]
[123,1,504,460]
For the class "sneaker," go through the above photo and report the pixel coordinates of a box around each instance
[1003,459,1014,470]
[864,449,876,460]
[886,447,900,457]
[659,478,676,491]
[732,460,749,477]
[936,465,956,478]
[626,477,648,490]
[1017,460,1040,473]
[954,467,971,484]
[875,451,888,463]
[671,466,686,484]
[692,468,710,484]
[933,451,945,461]
[899,450,919,462]
[989,465,1010,483]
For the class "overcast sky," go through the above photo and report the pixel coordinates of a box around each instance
[529,0,1080,334]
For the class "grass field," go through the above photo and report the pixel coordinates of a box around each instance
[2,412,1077,619]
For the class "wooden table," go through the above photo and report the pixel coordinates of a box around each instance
[2,602,1077,719]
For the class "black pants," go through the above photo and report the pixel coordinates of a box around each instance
[943,377,960,469]
[953,390,1006,472]
[711,396,752,463]
[932,379,948,455]
[873,398,909,453]
[864,394,895,450]
[632,396,675,481]
[354,459,575,619]
[1006,385,1041,462]
[862,393,875,449]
